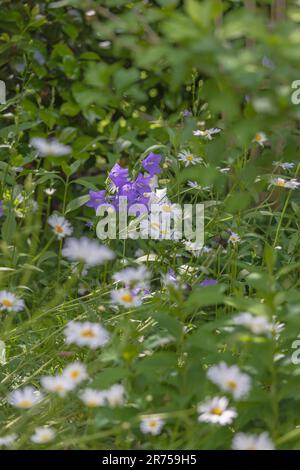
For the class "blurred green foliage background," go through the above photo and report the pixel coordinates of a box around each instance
[0,0,299,171]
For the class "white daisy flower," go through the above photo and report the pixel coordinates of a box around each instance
[31,427,56,444]
[148,188,168,205]
[8,386,43,409]
[85,9,96,17]
[187,180,199,189]
[44,187,56,196]
[272,161,295,170]
[184,240,209,255]
[139,201,182,240]
[112,266,150,288]
[0,291,25,312]
[111,289,142,308]
[0,434,17,447]
[140,416,165,435]
[233,312,271,335]
[151,201,182,219]
[218,167,230,174]
[99,40,111,49]
[271,177,300,190]
[270,320,285,340]
[207,362,251,400]
[48,214,73,239]
[62,362,88,386]
[80,388,107,407]
[253,132,267,146]
[41,375,75,397]
[62,237,115,268]
[105,384,125,407]
[232,432,274,450]
[228,231,241,244]
[178,150,203,167]
[187,181,211,190]
[178,264,199,276]
[30,138,71,156]
[285,179,300,190]
[139,220,169,240]
[197,396,237,425]
[156,214,182,239]
[64,321,110,349]
[193,128,221,140]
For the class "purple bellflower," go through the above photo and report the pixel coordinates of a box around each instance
[141,153,162,176]
[109,163,130,189]
[199,279,218,287]
[86,190,107,210]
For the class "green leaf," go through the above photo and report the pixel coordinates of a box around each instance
[0,121,41,138]
[152,312,183,340]
[246,272,272,293]
[92,367,129,388]
[113,68,139,92]
[65,194,90,214]
[1,210,16,242]
[186,284,226,308]
[136,352,178,375]
[60,102,80,117]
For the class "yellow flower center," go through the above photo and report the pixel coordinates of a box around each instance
[19,399,32,408]
[186,155,194,161]
[275,179,286,187]
[87,400,98,407]
[211,407,223,416]
[81,329,96,338]
[227,380,237,390]
[121,293,133,303]
[54,384,65,392]
[70,370,80,380]
[39,433,51,443]
[2,298,13,307]
[54,224,64,234]
[162,205,171,212]
[148,420,158,428]
[255,133,262,141]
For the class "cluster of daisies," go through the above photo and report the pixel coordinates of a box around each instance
[1,132,298,246]
[180,129,299,191]
[1,300,284,448]
[2,317,164,445]
[0,133,297,450]
[195,359,276,449]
